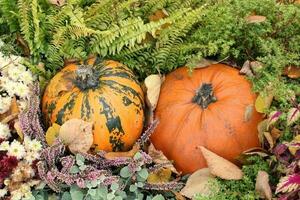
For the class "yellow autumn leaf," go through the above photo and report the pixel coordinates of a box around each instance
[255,93,273,113]
[288,135,300,155]
[45,123,61,146]
[147,168,172,184]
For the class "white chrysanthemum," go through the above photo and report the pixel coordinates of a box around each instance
[25,151,40,164]
[14,82,30,98]
[0,123,11,139]
[8,140,26,159]
[0,141,10,151]
[0,188,7,198]
[20,70,34,84]
[1,79,17,97]
[0,96,12,114]
[10,191,22,200]
[25,137,42,153]
[7,65,25,81]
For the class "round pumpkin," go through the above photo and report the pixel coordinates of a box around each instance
[42,59,145,152]
[151,64,262,174]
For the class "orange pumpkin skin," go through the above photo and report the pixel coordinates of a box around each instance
[42,60,145,152]
[151,64,262,174]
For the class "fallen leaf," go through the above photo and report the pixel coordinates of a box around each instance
[14,121,24,141]
[104,144,140,160]
[180,168,215,198]
[144,75,163,110]
[243,147,270,156]
[287,106,300,126]
[245,15,266,23]
[255,93,274,113]
[255,171,272,200]
[240,60,254,77]
[48,0,65,6]
[148,143,179,174]
[263,132,274,149]
[270,128,282,141]
[199,146,243,180]
[257,119,269,145]
[192,59,218,69]
[59,119,93,154]
[46,71,74,98]
[0,97,19,123]
[144,75,164,125]
[149,9,169,21]
[147,168,172,183]
[173,192,186,200]
[45,123,61,146]
[283,66,300,79]
[287,135,300,155]
[244,104,254,122]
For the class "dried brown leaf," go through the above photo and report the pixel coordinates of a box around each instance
[263,132,274,149]
[149,9,169,21]
[242,147,270,157]
[255,171,272,200]
[199,146,243,180]
[148,143,179,174]
[0,97,19,123]
[270,128,282,141]
[48,0,65,6]
[144,75,163,110]
[240,60,254,77]
[180,168,215,198]
[283,66,300,79]
[194,59,218,69]
[14,121,24,141]
[245,15,267,23]
[147,168,172,183]
[104,144,140,160]
[257,120,269,145]
[59,119,93,154]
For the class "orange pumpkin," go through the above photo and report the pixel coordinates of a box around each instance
[151,64,262,174]
[42,59,145,152]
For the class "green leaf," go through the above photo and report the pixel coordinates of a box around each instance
[107,193,115,200]
[70,186,84,200]
[97,187,108,198]
[79,165,87,171]
[120,166,131,178]
[70,166,80,174]
[134,152,142,160]
[129,184,137,192]
[111,182,119,191]
[76,154,85,166]
[137,168,149,181]
[87,189,97,198]
[152,194,165,200]
[61,192,72,200]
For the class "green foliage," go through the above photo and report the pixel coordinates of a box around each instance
[195,156,273,200]
[32,152,170,200]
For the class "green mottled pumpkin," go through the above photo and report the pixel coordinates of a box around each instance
[42,58,145,152]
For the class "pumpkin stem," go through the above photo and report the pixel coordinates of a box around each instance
[192,83,217,109]
[74,66,100,90]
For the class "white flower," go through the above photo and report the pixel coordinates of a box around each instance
[0,123,11,139]
[20,70,34,84]
[24,137,42,152]
[7,65,25,81]
[0,188,7,198]
[0,141,10,151]
[1,79,17,97]
[14,82,30,98]
[25,151,40,164]
[0,96,12,114]
[8,140,26,159]
[11,191,22,200]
